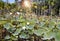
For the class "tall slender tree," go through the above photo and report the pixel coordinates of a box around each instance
[6,0,8,4]
[15,0,18,9]
[0,0,4,9]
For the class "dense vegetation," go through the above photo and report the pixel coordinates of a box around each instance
[0,0,60,41]
[0,14,60,41]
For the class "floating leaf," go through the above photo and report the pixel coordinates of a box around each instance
[55,31,60,41]
[4,23,11,30]
[11,35,18,41]
[34,29,44,36]
[5,35,10,39]
[43,31,55,39]
[8,27,16,33]
[13,28,21,36]
[26,25,34,29]
[19,32,29,39]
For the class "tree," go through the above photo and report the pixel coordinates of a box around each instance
[6,0,8,4]
[0,0,5,9]
[55,0,60,15]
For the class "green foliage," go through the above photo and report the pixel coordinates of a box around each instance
[0,0,60,41]
[0,14,60,41]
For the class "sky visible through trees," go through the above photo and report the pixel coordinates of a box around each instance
[2,0,21,3]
